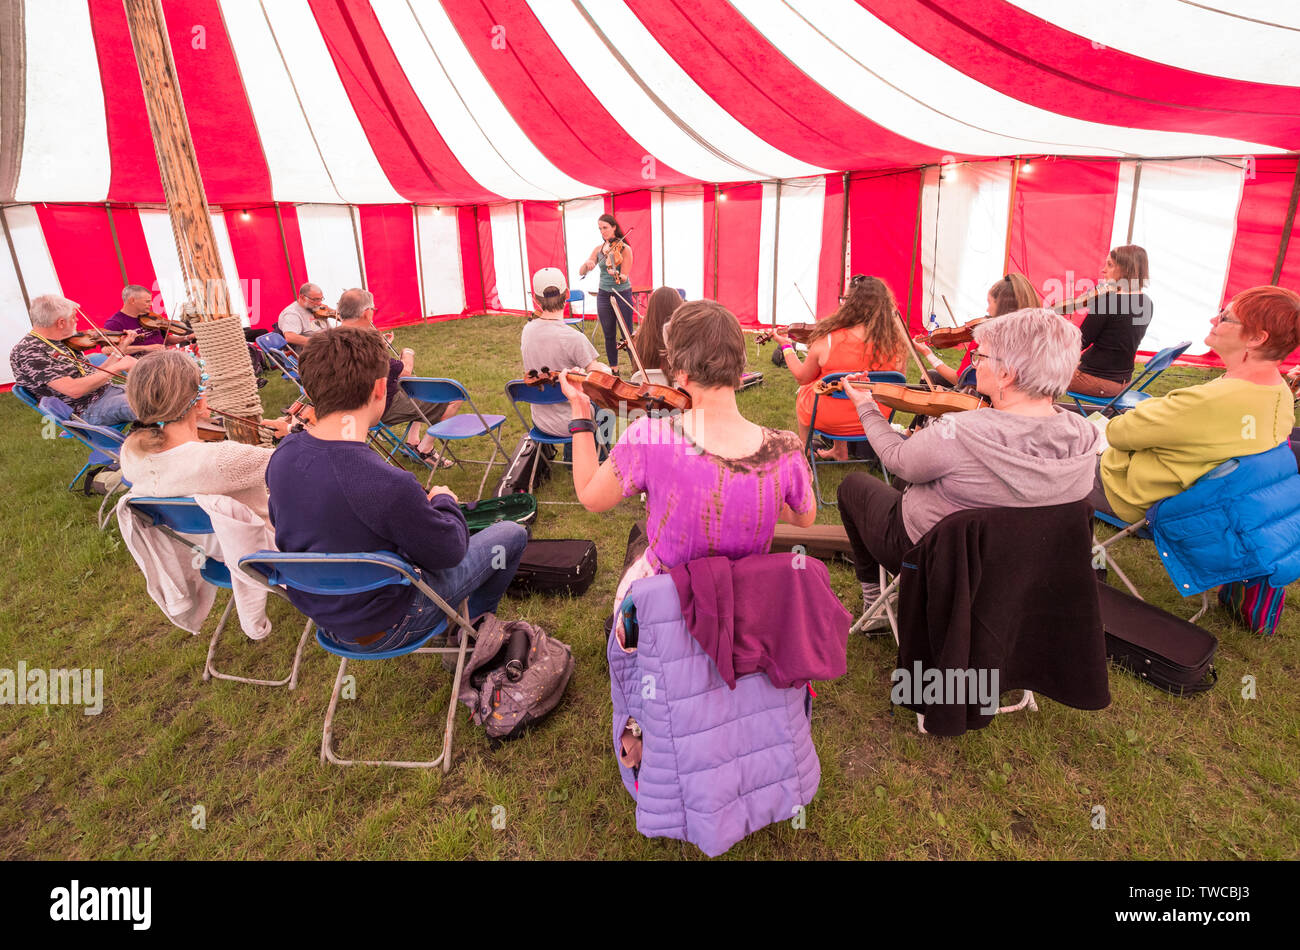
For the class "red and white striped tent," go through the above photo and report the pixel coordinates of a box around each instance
[3,0,1299,386]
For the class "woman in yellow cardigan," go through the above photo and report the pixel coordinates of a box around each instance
[1092,285,1300,522]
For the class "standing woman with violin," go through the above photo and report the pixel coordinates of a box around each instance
[912,273,1041,387]
[106,285,194,352]
[9,294,139,427]
[578,214,634,373]
[1064,245,1153,398]
[119,350,290,522]
[776,275,908,461]
[836,309,1100,620]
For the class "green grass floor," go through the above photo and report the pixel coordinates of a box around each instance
[1,315,1296,859]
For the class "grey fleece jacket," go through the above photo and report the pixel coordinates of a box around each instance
[858,404,1101,543]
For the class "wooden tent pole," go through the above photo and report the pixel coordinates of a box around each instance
[1272,159,1300,285]
[839,172,850,298]
[1003,158,1021,275]
[122,0,264,443]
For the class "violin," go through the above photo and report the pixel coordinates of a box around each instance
[139,312,192,336]
[919,317,989,349]
[524,368,691,414]
[1053,281,1116,315]
[815,377,987,417]
[746,324,815,346]
[64,329,133,352]
[196,419,227,442]
[312,305,339,323]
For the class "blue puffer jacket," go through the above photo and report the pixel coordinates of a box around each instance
[1148,442,1300,595]
[608,574,820,858]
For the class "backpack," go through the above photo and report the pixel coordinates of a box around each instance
[456,614,574,740]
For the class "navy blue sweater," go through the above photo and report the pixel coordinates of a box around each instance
[267,431,469,639]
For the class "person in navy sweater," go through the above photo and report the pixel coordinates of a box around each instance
[267,326,527,652]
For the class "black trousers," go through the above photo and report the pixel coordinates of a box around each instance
[596,290,631,368]
[836,473,914,581]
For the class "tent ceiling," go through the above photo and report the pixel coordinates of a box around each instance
[4,0,1298,205]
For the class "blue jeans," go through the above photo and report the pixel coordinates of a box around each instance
[81,386,136,427]
[330,521,529,654]
[596,290,632,368]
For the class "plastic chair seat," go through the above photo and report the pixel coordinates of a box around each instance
[313,619,449,661]
[427,412,505,439]
[527,426,573,446]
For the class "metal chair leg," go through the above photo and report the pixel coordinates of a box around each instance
[204,592,313,689]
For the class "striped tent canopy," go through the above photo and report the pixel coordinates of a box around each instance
[3,0,1299,385]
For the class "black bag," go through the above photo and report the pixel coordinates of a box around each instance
[1097,582,1218,695]
[495,436,551,497]
[507,539,598,596]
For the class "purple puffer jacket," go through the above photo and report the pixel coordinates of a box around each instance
[608,574,820,857]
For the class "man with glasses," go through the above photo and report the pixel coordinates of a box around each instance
[276,283,330,350]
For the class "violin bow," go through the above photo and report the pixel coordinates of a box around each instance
[792,282,817,322]
[609,287,653,381]
[893,307,938,392]
[941,295,960,328]
[47,345,128,385]
[75,307,130,361]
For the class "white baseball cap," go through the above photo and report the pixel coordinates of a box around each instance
[532,267,567,298]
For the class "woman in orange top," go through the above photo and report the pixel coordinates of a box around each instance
[775,275,908,461]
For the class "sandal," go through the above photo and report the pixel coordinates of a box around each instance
[417,449,455,469]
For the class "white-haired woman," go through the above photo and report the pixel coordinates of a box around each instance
[837,308,1101,611]
[120,350,289,520]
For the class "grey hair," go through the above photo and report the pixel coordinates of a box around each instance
[336,288,374,322]
[122,284,150,304]
[297,282,321,299]
[972,308,1081,400]
[29,294,78,328]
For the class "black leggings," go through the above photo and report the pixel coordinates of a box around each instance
[596,290,632,368]
[836,473,914,581]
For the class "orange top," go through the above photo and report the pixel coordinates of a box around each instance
[795,329,904,435]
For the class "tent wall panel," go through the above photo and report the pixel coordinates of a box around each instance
[208,212,249,322]
[608,191,654,292]
[659,187,705,302]
[296,203,364,308]
[704,183,763,326]
[138,208,190,319]
[1117,158,1245,358]
[563,197,606,304]
[1009,159,1121,308]
[759,178,825,326]
[34,204,159,319]
[457,206,487,313]
[225,206,307,328]
[522,201,567,290]
[488,203,528,312]
[920,162,1013,331]
[358,205,421,327]
[1223,157,1300,305]
[817,175,847,319]
[848,170,925,329]
[0,205,64,387]
[416,207,466,317]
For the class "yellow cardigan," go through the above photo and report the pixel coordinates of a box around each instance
[1100,376,1295,523]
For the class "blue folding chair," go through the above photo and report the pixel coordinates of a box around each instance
[505,378,579,500]
[806,371,906,507]
[566,290,587,328]
[256,332,303,390]
[38,396,132,526]
[399,377,507,501]
[126,497,312,687]
[1068,341,1191,417]
[14,388,116,491]
[238,550,477,769]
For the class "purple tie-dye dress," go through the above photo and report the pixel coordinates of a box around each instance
[609,415,815,574]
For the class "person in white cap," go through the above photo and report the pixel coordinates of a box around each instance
[521,267,610,444]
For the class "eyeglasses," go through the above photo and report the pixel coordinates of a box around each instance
[1214,309,1241,325]
[969,350,1001,367]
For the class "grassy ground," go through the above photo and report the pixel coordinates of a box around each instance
[1,314,1296,860]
